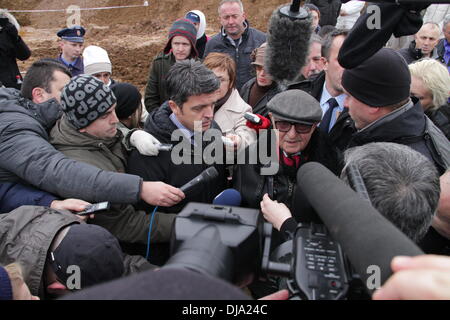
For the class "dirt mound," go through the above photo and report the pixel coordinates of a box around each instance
[5,0,285,91]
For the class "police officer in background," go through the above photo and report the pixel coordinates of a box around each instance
[56,25,86,77]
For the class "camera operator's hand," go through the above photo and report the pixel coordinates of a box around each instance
[260,193,292,231]
[140,181,185,207]
[372,255,450,300]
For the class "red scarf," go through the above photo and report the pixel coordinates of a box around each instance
[280,150,307,168]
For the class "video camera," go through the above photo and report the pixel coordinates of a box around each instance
[165,162,424,300]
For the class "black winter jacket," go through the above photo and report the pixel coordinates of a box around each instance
[239,78,281,116]
[204,21,266,90]
[0,23,30,89]
[398,40,439,64]
[309,0,342,26]
[127,102,227,214]
[233,129,339,221]
[425,103,450,140]
[346,101,448,174]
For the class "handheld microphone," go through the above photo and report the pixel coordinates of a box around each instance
[244,112,261,125]
[213,188,242,207]
[245,113,271,133]
[265,0,312,88]
[180,167,219,194]
[297,162,423,293]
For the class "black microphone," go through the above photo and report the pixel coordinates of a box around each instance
[265,0,312,88]
[180,167,219,194]
[297,162,423,293]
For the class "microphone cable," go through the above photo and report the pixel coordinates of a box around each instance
[146,205,158,260]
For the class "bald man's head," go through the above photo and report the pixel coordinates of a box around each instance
[415,23,440,57]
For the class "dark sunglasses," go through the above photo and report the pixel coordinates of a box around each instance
[275,121,315,134]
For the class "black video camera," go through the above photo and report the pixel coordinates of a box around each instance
[165,202,368,300]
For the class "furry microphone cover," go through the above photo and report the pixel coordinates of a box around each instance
[265,5,312,88]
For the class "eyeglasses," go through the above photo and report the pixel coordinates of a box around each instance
[275,121,315,134]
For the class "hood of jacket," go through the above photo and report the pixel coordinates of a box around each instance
[187,10,206,39]
[0,87,62,134]
[0,206,80,298]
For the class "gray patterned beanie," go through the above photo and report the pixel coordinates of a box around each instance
[60,75,117,129]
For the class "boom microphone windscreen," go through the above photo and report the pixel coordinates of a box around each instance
[265,0,312,88]
[297,162,423,293]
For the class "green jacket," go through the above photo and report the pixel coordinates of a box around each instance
[49,116,175,245]
[143,52,176,113]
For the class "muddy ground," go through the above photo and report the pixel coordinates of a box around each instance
[4,0,286,90]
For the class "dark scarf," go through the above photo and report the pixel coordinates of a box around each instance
[214,88,233,113]
[248,80,276,108]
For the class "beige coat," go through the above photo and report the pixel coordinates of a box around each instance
[214,88,257,149]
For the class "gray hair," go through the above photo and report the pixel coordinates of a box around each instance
[310,33,322,46]
[218,0,244,14]
[166,59,220,107]
[341,142,440,243]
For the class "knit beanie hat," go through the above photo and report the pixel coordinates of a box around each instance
[164,18,198,58]
[60,75,117,129]
[0,266,13,300]
[110,82,142,119]
[342,48,411,107]
[83,45,112,76]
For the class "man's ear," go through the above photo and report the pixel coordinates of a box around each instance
[31,87,45,104]
[168,100,180,115]
[322,58,329,72]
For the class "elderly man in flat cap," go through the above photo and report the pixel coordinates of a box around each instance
[233,89,338,298]
[233,89,338,219]
[56,25,86,76]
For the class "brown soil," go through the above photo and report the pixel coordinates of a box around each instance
[4,0,285,91]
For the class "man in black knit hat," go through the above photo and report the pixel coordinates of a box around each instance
[334,47,449,174]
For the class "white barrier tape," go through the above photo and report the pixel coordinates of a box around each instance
[7,1,149,13]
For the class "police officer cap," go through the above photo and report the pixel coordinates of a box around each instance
[267,89,322,125]
[57,25,86,43]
